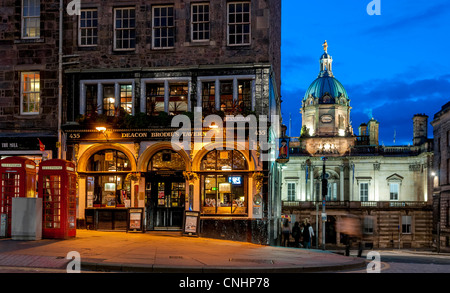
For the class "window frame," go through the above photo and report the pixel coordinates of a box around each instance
[227,1,251,46]
[113,7,136,51]
[21,0,40,39]
[359,182,369,202]
[152,5,175,50]
[287,182,296,201]
[80,79,135,116]
[389,182,399,201]
[78,8,98,47]
[20,71,41,115]
[363,216,374,235]
[401,215,412,234]
[191,2,210,42]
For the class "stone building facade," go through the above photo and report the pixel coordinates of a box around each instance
[0,0,60,161]
[59,0,282,244]
[279,44,434,249]
[431,102,450,251]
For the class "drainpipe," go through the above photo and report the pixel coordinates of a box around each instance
[58,0,63,159]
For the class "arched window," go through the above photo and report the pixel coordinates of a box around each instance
[85,149,132,208]
[87,149,131,172]
[201,150,247,171]
[148,150,186,171]
[200,150,248,215]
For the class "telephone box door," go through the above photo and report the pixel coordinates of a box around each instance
[0,157,36,237]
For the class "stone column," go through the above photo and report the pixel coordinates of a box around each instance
[340,164,344,201]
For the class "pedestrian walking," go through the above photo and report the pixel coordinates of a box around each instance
[282,219,290,247]
[291,221,301,248]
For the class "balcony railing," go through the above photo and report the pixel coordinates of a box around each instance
[282,200,431,209]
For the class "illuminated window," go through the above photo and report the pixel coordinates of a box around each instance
[120,84,133,114]
[114,7,136,50]
[169,84,188,115]
[79,9,98,46]
[152,5,175,49]
[21,72,40,115]
[22,0,40,38]
[102,85,115,116]
[146,83,165,116]
[191,3,210,41]
[220,81,233,113]
[148,150,185,171]
[227,2,251,46]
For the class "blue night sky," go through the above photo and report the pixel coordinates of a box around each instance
[281,0,450,146]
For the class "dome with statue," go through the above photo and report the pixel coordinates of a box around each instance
[303,41,349,103]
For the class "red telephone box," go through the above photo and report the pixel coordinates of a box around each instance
[38,159,77,239]
[0,157,37,237]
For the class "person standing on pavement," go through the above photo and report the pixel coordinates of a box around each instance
[308,223,315,248]
[291,221,301,248]
[282,219,290,247]
[303,222,311,248]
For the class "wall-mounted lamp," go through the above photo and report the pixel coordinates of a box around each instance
[96,126,108,141]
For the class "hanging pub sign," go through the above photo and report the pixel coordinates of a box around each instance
[276,138,289,163]
[182,210,200,237]
[127,208,144,233]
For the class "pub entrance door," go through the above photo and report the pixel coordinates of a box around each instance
[145,172,185,231]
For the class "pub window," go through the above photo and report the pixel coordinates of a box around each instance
[227,2,251,46]
[85,84,98,116]
[191,3,210,41]
[85,149,133,208]
[169,83,188,115]
[146,83,165,115]
[22,0,40,38]
[200,150,248,215]
[152,5,175,49]
[120,84,133,114]
[79,9,98,46]
[114,7,136,50]
[202,81,215,112]
[220,81,234,113]
[21,72,40,115]
[148,150,185,171]
[237,80,251,111]
[87,149,132,172]
[102,85,115,116]
[359,182,369,202]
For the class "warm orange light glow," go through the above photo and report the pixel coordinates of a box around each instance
[96,126,107,132]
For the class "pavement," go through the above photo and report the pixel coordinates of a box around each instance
[0,230,368,273]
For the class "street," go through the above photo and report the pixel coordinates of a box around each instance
[337,250,450,273]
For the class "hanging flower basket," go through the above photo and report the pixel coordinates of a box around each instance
[252,172,264,193]
[126,172,141,182]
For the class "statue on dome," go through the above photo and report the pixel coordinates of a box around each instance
[322,40,328,52]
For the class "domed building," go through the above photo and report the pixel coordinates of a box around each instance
[300,41,355,156]
[278,42,434,250]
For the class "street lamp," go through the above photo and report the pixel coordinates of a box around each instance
[321,156,328,250]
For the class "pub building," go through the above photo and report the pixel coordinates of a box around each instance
[58,0,282,244]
